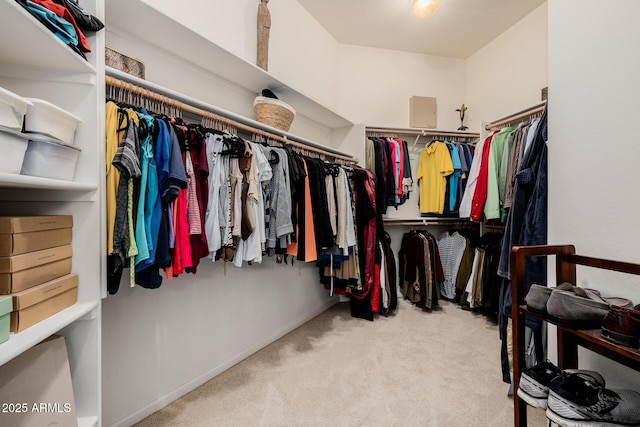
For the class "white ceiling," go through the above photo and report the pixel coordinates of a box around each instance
[297,0,546,58]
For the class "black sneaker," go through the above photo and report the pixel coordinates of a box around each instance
[547,372,640,426]
[517,361,604,409]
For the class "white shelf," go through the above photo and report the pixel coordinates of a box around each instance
[0,301,98,366]
[0,173,97,191]
[78,415,99,427]
[0,0,96,81]
[105,0,353,130]
[106,67,357,161]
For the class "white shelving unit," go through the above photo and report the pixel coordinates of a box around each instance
[0,0,104,425]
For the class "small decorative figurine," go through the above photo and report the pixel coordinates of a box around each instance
[257,0,271,71]
[456,104,468,131]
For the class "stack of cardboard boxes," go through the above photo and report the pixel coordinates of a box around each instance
[0,215,77,340]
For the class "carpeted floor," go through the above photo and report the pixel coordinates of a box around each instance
[134,298,548,426]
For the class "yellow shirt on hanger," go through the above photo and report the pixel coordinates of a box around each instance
[416,141,454,214]
[105,102,121,255]
[105,102,139,255]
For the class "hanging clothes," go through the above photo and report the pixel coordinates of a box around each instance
[104,101,364,303]
[365,137,413,211]
[484,127,514,221]
[498,107,548,324]
[399,230,439,309]
[108,115,141,294]
[437,230,467,300]
[416,141,454,214]
[460,132,494,218]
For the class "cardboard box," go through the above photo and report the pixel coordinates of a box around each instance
[0,215,73,257]
[0,228,72,257]
[0,245,73,294]
[10,274,78,333]
[0,295,11,344]
[0,215,73,234]
[0,335,78,427]
[409,95,437,129]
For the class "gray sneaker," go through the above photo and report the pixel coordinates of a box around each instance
[517,360,605,409]
[547,372,640,426]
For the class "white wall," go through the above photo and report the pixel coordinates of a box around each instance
[137,0,341,115]
[465,2,548,132]
[103,262,335,426]
[268,0,341,113]
[138,0,256,62]
[103,2,344,425]
[338,45,466,131]
[548,0,640,388]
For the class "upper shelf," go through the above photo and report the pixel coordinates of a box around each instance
[366,126,480,140]
[105,0,353,130]
[0,173,97,191]
[0,173,98,202]
[0,0,96,82]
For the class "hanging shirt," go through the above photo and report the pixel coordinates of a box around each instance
[460,132,495,218]
[521,118,540,161]
[445,141,462,212]
[204,133,225,254]
[386,138,401,206]
[301,160,317,262]
[401,139,413,202]
[265,148,294,249]
[171,187,193,275]
[105,102,123,257]
[484,127,513,221]
[109,117,141,294]
[234,142,272,266]
[180,127,208,273]
[335,167,356,255]
[133,115,155,269]
[469,136,493,221]
[416,141,454,214]
[394,138,406,201]
[437,231,468,300]
[230,157,244,239]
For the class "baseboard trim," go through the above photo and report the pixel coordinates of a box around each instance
[108,297,340,427]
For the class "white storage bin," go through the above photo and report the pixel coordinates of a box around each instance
[20,136,81,181]
[24,98,81,145]
[0,86,31,130]
[0,127,29,174]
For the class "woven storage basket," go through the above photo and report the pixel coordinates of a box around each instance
[253,96,296,132]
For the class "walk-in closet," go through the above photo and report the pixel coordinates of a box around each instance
[0,1,639,426]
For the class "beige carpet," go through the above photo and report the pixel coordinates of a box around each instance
[134,298,548,427]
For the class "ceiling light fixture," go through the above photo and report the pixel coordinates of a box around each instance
[413,0,440,19]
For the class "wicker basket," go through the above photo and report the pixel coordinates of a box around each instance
[253,96,296,132]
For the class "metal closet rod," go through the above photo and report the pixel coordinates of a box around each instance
[105,74,358,163]
[383,218,476,227]
[366,127,480,139]
[485,102,546,131]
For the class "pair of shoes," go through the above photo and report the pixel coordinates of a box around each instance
[547,371,640,426]
[525,283,634,329]
[602,305,640,348]
[517,360,604,409]
[526,282,574,315]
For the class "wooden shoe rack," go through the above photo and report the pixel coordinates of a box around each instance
[511,244,640,426]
